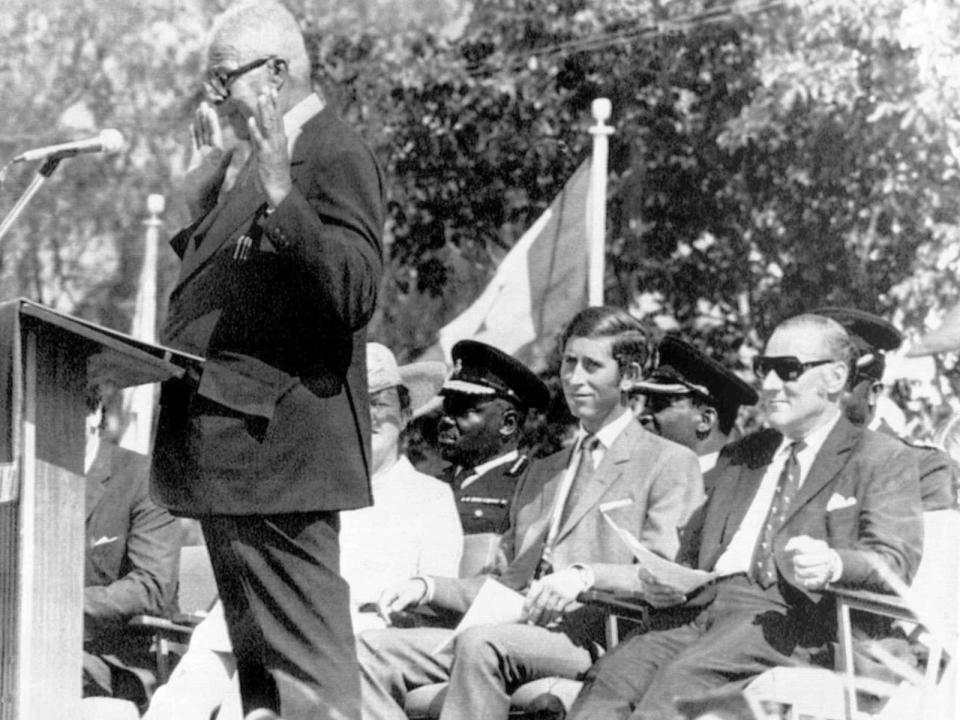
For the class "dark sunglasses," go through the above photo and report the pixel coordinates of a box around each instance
[205,56,275,103]
[753,356,835,382]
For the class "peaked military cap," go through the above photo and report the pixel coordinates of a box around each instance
[442,340,550,411]
[812,307,903,382]
[632,336,758,413]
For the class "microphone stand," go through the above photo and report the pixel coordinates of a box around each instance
[0,156,63,245]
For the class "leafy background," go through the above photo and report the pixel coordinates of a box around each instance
[2,0,960,439]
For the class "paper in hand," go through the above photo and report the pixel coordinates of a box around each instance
[600,505,714,594]
[433,577,526,653]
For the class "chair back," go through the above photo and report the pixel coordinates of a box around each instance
[459,533,501,577]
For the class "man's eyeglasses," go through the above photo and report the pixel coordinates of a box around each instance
[753,356,835,382]
[205,56,275,103]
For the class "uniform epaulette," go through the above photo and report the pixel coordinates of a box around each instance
[506,455,529,476]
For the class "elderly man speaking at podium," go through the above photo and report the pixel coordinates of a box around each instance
[149,2,384,719]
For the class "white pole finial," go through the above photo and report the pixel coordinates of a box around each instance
[587,98,614,306]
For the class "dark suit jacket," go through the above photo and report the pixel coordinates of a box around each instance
[152,102,384,516]
[695,418,923,610]
[85,442,180,653]
[431,421,704,617]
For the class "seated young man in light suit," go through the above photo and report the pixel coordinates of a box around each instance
[358,306,705,720]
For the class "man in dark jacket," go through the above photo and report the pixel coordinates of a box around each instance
[83,403,179,711]
[149,3,384,718]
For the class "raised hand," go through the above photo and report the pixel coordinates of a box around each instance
[247,87,293,209]
[184,101,235,218]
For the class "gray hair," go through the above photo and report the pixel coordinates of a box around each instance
[774,313,856,366]
[210,1,311,86]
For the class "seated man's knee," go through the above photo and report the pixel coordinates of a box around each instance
[453,626,505,671]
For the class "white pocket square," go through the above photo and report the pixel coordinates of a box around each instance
[92,535,119,547]
[826,494,857,512]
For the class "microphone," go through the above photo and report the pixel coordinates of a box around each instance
[12,129,125,164]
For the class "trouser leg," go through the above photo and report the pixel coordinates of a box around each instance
[357,627,455,720]
[439,623,597,720]
[202,512,358,720]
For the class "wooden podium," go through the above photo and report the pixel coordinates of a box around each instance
[0,299,199,720]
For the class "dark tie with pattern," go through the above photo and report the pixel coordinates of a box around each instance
[751,440,805,588]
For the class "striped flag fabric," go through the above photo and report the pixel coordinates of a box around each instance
[435,160,592,371]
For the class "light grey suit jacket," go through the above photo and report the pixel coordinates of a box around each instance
[431,420,704,614]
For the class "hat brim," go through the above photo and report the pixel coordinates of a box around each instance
[399,361,448,418]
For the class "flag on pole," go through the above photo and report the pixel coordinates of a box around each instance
[435,160,592,371]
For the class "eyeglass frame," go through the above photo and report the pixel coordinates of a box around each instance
[752,356,836,383]
[205,56,277,103]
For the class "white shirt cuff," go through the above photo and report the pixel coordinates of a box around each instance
[414,575,436,603]
[568,563,596,591]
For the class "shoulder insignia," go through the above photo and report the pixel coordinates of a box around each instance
[507,455,529,476]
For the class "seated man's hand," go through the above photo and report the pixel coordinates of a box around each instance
[376,578,428,625]
[522,569,586,627]
[785,535,842,591]
[638,569,686,608]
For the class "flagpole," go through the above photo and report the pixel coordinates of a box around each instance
[119,193,163,454]
[587,98,613,307]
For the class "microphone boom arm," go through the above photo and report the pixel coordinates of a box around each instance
[0,157,63,245]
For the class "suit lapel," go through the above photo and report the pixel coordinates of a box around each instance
[85,442,114,521]
[175,166,267,285]
[516,452,568,558]
[553,421,640,545]
[783,417,858,524]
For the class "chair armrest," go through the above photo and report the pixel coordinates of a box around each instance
[826,586,915,622]
[578,590,650,620]
[128,614,199,637]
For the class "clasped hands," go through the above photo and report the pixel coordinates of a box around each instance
[185,87,292,218]
[375,568,590,628]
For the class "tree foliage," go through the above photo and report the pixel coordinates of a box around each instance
[1,0,960,431]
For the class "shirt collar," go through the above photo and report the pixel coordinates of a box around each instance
[466,448,520,479]
[778,407,842,458]
[699,450,720,474]
[282,93,324,151]
[579,407,634,452]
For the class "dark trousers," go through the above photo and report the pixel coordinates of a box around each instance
[202,512,360,720]
[567,575,829,720]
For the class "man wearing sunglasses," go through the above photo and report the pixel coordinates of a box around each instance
[633,335,758,477]
[565,313,923,720]
[814,307,956,510]
[150,2,384,720]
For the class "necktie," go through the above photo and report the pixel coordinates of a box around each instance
[534,436,598,580]
[559,436,599,528]
[751,440,805,588]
